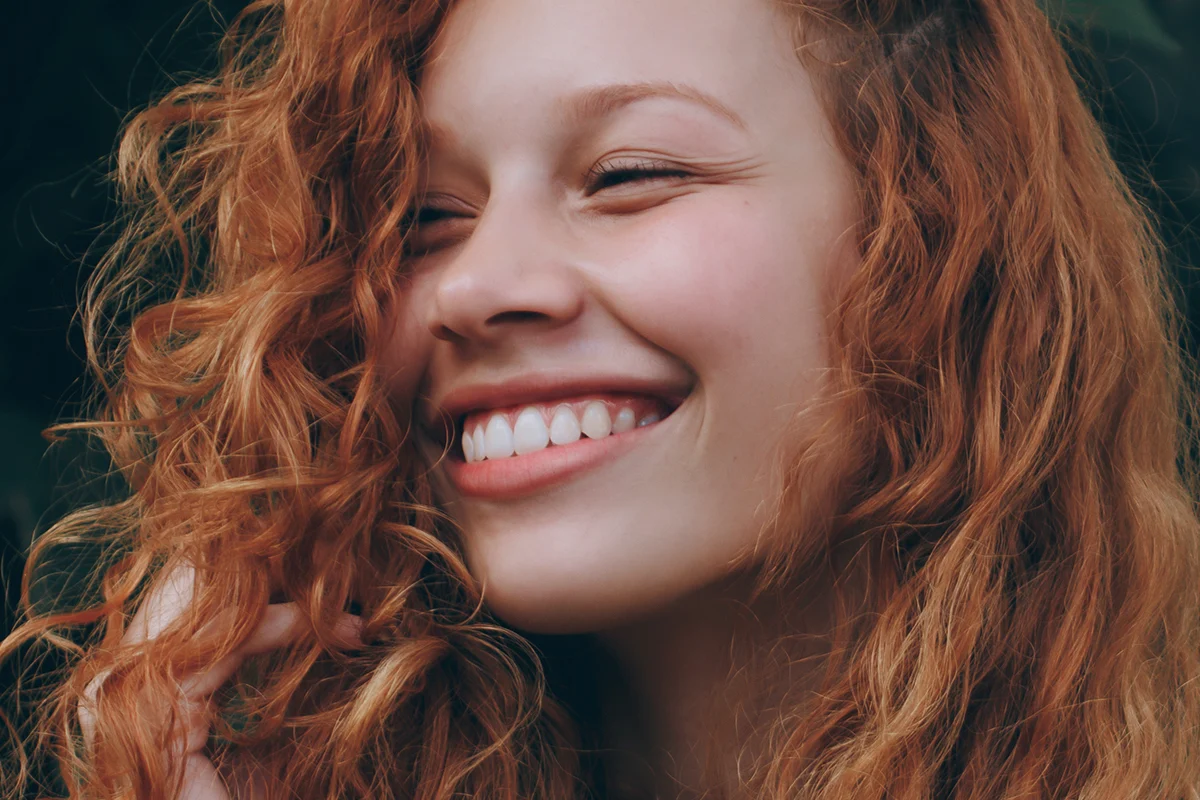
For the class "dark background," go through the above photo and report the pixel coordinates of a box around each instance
[1,0,1199,652]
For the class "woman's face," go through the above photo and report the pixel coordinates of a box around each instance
[383,0,859,634]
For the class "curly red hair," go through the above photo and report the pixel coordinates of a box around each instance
[3,0,1199,797]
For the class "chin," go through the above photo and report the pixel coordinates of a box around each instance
[470,566,642,635]
[462,543,708,635]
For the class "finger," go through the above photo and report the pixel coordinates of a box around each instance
[178,753,232,800]
[179,605,364,700]
[126,562,200,646]
[80,666,213,751]
[79,668,110,753]
[83,564,199,752]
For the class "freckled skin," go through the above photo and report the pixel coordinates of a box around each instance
[381,0,860,635]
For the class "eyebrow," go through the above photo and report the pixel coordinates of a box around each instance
[417,80,747,154]
[559,80,748,132]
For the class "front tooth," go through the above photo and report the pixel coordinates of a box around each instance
[612,407,636,434]
[549,406,581,445]
[462,430,475,462]
[513,407,550,455]
[472,425,486,462]
[580,402,613,439]
[484,415,514,460]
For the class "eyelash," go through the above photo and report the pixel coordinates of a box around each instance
[582,159,692,193]
[410,159,690,226]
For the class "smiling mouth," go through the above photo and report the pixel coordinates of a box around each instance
[451,392,678,464]
[422,389,689,500]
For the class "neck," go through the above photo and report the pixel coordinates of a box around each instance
[589,567,836,799]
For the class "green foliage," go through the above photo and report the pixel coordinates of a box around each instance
[1042,0,1183,52]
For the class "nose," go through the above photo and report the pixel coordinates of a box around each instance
[425,197,585,345]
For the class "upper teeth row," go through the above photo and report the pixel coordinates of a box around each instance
[463,401,661,463]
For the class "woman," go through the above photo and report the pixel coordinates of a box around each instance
[4,0,1200,797]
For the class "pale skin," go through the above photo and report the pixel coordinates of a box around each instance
[86,0,863,797]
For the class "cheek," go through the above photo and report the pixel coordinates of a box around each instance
[604,193,830,370]
[379,280,437,421]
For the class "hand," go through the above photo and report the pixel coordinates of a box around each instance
[79,563,364,799]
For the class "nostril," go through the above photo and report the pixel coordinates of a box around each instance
[486,310,548,326]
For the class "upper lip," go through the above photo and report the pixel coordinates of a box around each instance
[419,372,694,442]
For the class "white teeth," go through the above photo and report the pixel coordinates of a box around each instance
[463,402,664,462]
[549,406,582,445]
[484,414,514,460]
[472,425,486,463]
[580,401,613,439]
[612,407,636,434]
[513,407,550,455]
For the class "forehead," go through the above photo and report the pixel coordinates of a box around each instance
[417,0,799,140]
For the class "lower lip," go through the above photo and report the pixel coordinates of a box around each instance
[442,417,667,501]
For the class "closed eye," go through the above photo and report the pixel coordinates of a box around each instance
[401,202,471,256]
[584,159,692,194]
[403,159,692,253]
[413,207,463,225]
